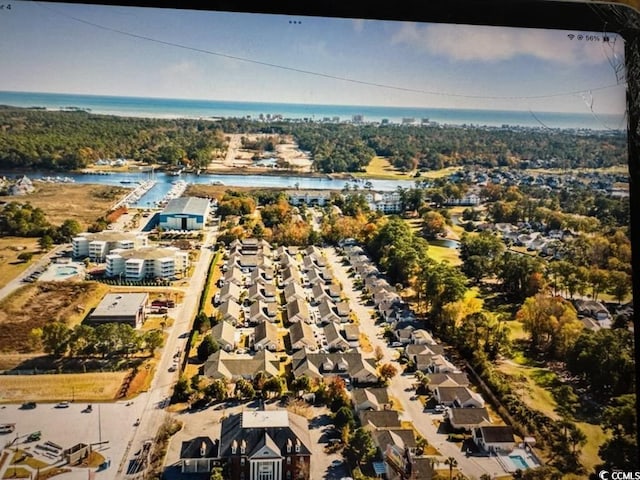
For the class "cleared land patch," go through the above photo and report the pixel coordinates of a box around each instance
[0,281,109,354]
[3,183,127,228]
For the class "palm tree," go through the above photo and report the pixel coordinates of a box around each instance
[444,456,458,480]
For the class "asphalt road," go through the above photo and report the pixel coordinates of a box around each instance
[117,226,217,478]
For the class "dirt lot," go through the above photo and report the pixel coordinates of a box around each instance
[0,238,43,290]
[0,282,109,354]
[209,133,312,172]
[3,183,128,228]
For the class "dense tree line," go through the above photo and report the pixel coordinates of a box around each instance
[0,107,226,170]
[31,321,163,358]
[0,202,82,243]
[0,107,626,173]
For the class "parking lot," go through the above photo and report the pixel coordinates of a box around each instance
[0,399,146,480]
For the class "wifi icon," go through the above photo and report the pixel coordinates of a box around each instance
[568,33,575,40]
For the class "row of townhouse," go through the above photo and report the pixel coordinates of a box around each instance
[204,240,368,383]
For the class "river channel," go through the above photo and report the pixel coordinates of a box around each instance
[2,170,417,208]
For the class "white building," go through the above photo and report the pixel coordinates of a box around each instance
[105,246,188,281]
[365,191,403,213]
[72,232,148,261]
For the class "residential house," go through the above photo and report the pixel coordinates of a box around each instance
[286,298,311,324]
[249,300,277,325]
[411,329,437,345]
[202,350,280,381]
[248,283,277,304]
[289,321,316,351]
[281,266,302,287]
[446,407,492,431]
[218,410,312,480]
[425,373,470,390]
[219,281,242,304]
[351,387,391,412]
[343,324,360,345]
[358,410,402,431]
[574,299,612,328]
[217,300,242,325]
[318,299,341,325]
[284,282,307,303]
[311,284,332,306]
[375,429,418,480]
[323,322,351,351]
[222,267,243,287]
[211,321,236,352]
[335,301,351,321]
[253,321,279,352]
[473,426,516,454]
[434,386,485,408]
[291,351,378,385]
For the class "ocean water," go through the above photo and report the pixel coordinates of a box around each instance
[0,91,627,130]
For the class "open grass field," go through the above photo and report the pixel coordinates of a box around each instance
[355,156,462,181]
[496,360,559,420]
[427,244,461,265]
[0,371,126,402]
[0,237,43,289]
[0,281,109,354]
[3,184,128,229]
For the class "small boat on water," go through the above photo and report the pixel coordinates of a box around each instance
[211,181,225,186]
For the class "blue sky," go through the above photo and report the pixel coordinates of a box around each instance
[0,1,627,114]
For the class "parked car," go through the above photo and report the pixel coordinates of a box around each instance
[55,401,70,408]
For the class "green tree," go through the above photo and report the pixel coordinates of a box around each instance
[516,294,582,359]
[597,394,638,471]
[607,270,632,303]
[143,330,164,355]
[17,251,34,262]
[422,210,447,239]
[41,322,71,357]
[205,379,228,402]
[262,377,284,398]
[173,374,193,403]
[36,233,52,250]
[333,406,355,432]
[345,427,376,465]
[459,230,505,281]
[235,378,255,399]
[197,335,220,361]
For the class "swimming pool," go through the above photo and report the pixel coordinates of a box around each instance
[509,455,529,470]
[55,266,79,277]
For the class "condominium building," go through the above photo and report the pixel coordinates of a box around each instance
[72,232,148,261]
[105,246,189,281]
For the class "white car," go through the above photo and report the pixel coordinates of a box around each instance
[55,401,70,408]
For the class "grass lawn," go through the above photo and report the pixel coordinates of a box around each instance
[504,319,528,341]
[0,237,45,290]
[427,244,461,265]
[576,421,610,473]
[0,371,126,402]
[356,156,418,180]
[496,361,559,420]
